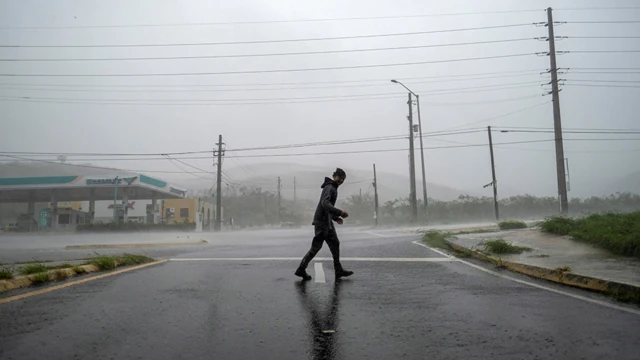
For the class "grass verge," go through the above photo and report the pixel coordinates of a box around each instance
[47,263,75,270]
[72,265,87,274]
[89,253,155,271]
[421,230,453,250]
[116,253,154,266]
[483,239,532,254]
[0,267,14,280]
[53,269,70,280]
[555,265,572,273]
[498,220,528,230]
[90,256,117,270]
[19,263,49,275]
[539,211,640,258]
[31,272,51,285]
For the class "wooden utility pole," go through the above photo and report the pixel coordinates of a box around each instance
[293,176,297,203]
[547,7,569,215]
[407,93,418,223]
[214,135,223,231]
[373,163,380,226]
[487,127,500,221]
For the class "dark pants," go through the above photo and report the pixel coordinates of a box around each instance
[298,225,343,271]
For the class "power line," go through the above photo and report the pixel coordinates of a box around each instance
[571,67,640,71]
[14,126,636,161]
[440,101,550,131]
[556,7,640,11]
[567,50,640,53]
[0,53,535,77]
[0,129,489,160]
[567,36,640,39]
[0,39,534,61]
[0,81,542,103]
[0,84,544,104]
[0,78,544,94]
[565,79,640,84]
[565,84,640,89]
[0,88,543,107]
[0,14,543,30]
[165,155,215,174]
[198,140,560,158]
[0,154,206,175]
[0,69,543,88]
[163,155,214,180]
[565,20,640,24]
[0,24,535,48]
[495,129,640,135]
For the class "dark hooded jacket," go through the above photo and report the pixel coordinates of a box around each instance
[312,177,343,227]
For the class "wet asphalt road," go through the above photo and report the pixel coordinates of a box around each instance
[1,228,640,360]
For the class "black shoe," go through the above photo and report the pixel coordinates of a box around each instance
[295,268,312,281]
[335,269,354,279]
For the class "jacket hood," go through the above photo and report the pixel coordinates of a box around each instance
[321,177,337,188]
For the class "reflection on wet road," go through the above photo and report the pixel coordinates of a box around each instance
[296,279,343,360]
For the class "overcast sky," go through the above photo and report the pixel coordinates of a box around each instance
[1,0,639,198]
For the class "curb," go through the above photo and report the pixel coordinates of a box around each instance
[444,238,640,298]
[65,239,209,250]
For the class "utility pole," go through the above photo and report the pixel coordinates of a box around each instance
[293,176,297,203]
[214,135,223,231]
[415,95,428,219]
[547,7,569,215]
[112,176,119,223]
[487,127,500,221]
[391,80,428,221]
[373,163,380,226]
[407,93,418,223]
[277,176,282,222]
[565,158,571,192]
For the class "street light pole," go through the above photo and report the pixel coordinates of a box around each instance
[391,79,428,221]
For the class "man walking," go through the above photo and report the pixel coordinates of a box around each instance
[295,168,354,281]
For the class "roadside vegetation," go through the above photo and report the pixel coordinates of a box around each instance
[19,263,49,275]
[555,266,572,273]
[54,269,70,280]
[89,253,154,271]
[539,211,640,258]
[483,239,532,254]
[30,272,51,285]
[0,267,13,280]
[77,221,195,233]
[498,220,527,230]
[421,230,452,250]
[72,265,87,274]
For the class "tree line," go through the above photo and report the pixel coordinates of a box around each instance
[215,186,640,227]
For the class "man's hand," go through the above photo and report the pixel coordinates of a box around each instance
[341,211,349,218]
[336,218,344,225]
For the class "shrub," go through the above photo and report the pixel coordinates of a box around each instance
[498,220,527,230]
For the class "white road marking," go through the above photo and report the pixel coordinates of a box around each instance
[411,241,640,316]
[169,257,454,262]
[314,262,326,283]
[365,231,389,238]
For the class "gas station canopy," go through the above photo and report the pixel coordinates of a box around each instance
[0,174,188,203]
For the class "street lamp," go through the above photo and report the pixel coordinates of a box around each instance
[391,79,429,221]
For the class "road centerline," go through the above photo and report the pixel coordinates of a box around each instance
[314,262,326,283]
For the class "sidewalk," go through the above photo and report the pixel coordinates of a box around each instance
[447,228,640,291]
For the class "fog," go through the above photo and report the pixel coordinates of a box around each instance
[1,0,639,201]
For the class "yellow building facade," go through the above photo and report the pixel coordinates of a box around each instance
[162,198,215,227]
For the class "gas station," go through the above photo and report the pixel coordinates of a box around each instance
[0,173,188,231]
